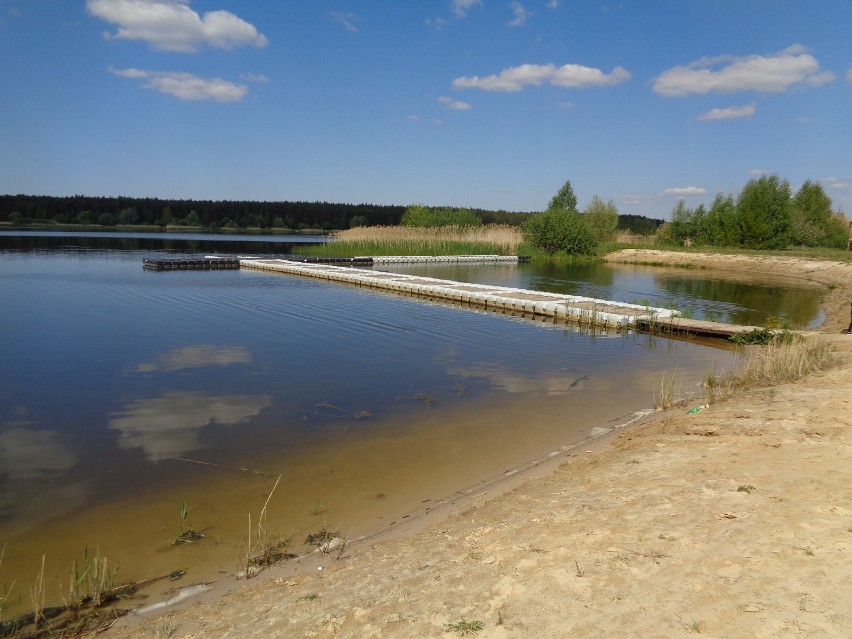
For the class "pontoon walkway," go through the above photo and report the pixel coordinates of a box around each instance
[238,257,759,338]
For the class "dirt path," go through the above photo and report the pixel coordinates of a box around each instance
[114,251,852,639]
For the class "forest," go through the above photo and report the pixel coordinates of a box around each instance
[0,194,664,235]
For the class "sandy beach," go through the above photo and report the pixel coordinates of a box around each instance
[113,250,852,639]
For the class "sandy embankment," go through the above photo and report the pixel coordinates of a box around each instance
[117,250,852,639]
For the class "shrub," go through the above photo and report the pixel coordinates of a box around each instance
[523,209,597,255]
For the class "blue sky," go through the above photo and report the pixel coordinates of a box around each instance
[1,1,850,218]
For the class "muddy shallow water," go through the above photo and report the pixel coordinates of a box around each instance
[0,233,824,611]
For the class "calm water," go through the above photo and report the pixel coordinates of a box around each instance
[0,232,823,607]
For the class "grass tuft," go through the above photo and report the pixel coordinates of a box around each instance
[445,619,485,635]
[655,370,684,410]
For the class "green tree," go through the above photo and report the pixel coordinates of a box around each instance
[159,205,174,227]
[662,200,696,246]
[76,210,95,225]
[349,215,369,228]
[701,193,739,246]
[582,195,619,242]
[547,180,578,213]
[118,207,138,225]
[736,174,793,249]
[791,180,833,246]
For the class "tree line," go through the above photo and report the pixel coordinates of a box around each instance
[523,176,848,256]
[0,194,543,231]
[0,194,666,235]
[658,174,848,250]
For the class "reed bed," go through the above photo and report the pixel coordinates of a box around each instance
[295,224,524,257]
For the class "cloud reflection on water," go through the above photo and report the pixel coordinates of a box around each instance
[0,427,87,530]
[108,391,272,461]
[133,344,252,372]
[448,363,598,395]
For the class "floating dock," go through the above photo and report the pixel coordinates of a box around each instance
[143,257,239,271]
[144,254,763,338]
[240,257,694,333]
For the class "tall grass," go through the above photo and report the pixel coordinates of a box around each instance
[705,336,839,403]
[294,224,524,257]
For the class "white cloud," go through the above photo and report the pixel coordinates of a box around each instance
[547,0,560,8]
[508,1,531,26]
[330,11,357,32]
[241,72,269,83]
[87,0,268,52]
[110,67,248,101]
[698,102,756,121]
[663,186,707,196]
[453,63,630,92]
[847,67,852,82]
[823,176,851,191]
[748,169,768,176]
[451,0,482,18]
[653,45,835,97]
[437,95,471,110]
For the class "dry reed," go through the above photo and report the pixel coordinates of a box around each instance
[332,224,524,253]
[705,335,839,403]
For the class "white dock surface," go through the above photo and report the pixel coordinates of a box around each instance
[239,257,678,330]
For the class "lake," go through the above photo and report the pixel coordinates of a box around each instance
[0,231,824,608]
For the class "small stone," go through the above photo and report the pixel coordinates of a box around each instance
[744,604,761,612]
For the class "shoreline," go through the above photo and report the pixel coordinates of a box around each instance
[112,250,852,637]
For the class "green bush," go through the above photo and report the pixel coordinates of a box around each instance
[523,209,596,255]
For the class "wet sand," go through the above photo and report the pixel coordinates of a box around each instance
[105,251,852,637]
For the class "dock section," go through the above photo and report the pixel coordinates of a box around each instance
[240,257,682,332]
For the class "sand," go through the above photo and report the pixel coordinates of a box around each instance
[113,250,852,639]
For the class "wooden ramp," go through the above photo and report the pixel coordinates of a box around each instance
[239,257,761,339]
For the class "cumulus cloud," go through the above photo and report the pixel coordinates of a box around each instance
[110,67,248,101]
[330,11,357,32]
[87,0,268,52]
[451,0,482,18]
[437,95,471,110]
[663,186,707,196]
[508,1,531,26]
[453,62,630,92]
[653,45,835,97]
[698,102,756,121]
